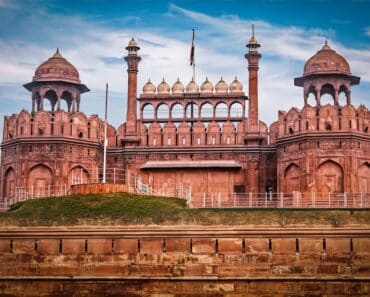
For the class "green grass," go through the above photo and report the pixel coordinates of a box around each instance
[0,192,369,226]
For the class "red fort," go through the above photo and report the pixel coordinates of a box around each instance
[1,34,369,205]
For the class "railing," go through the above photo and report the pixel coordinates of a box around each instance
[190,192,370,208]
[0,168,136,211]
[0,185,68,211]
[135,180,191,202]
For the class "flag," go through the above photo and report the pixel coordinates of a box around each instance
[190,29,195,66]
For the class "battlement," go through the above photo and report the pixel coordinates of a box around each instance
[269,104,369,143]
[2,110,117,147]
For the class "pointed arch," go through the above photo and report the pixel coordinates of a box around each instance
[358,162,370,193]
[3,167,16,198]
[69,165,90,185]
[27,164,53,193]
[284,163,303,192]
[317,160,343,192]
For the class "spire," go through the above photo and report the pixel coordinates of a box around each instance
[322,40,331,50]
[53,48,62,58]
[247,24,260,51]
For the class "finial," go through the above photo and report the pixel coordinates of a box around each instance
[162,77,165,82]
[177,77,180,82]
[53,48,62,58]
[325,39,328,45]
[148,78,151,83]
[234,76,237,81]
[252,24,255,37]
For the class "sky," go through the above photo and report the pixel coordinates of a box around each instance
[0,0,370,134]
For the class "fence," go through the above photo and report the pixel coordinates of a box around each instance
[136,179,191,201]
[0,185,68,210]
[0,168,135,211]
[190,192,370,208]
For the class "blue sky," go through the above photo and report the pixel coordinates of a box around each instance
[0,0,369,133]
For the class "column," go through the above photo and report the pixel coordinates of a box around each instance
[124,38,141,138]
[334,89,339,105]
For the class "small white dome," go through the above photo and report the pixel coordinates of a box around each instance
[172,78,184,94]
[230,77,243,93]
[215,77,228,93]
[157,78,170,94]
[142,78,156,94]
[186,78,199,93]
[200,77,214,93]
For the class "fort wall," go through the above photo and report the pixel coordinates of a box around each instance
[0,226,368,296]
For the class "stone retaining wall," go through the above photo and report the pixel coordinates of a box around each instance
[0,226,369,296]
[70,183,127,195]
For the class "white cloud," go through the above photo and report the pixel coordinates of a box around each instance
[0,3,369,132]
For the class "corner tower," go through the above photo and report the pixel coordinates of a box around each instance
[123,38,141,146]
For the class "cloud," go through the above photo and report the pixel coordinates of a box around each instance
[0,2,369,134]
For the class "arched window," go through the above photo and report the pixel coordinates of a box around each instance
[61,91,73,112]
[142,104,155,119]
[157,103,169,119]
[215,102,228,117]
[185,103,199,119]
[320,84,335,105]
[230,102,243,117]
[44,90,57,111]
[200,103,213,118]
[171,103,184,119]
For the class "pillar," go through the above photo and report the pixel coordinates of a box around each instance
[124,38,141,138]
[245,34,261,133]
[346,90,351,105]
[32,98,36,114]
[334,88,339,105]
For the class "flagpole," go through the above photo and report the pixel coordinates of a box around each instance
[103,83,108,184]
[191,28,195,81]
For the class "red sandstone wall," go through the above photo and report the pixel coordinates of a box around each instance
[0,227,369,295]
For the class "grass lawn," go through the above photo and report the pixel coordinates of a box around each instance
[0,192,369,226]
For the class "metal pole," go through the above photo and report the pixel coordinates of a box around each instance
[103,83,108,184]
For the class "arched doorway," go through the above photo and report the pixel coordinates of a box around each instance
[358,163,370,193]
[3,167,15,198]
[317,160,343,192]
[284,163,303,192]
[27,164,53,196]
[69,166,89,185]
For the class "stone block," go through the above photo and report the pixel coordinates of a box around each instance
[166,238,189,253]
[87,239,112,255]
[271,238,296,254]
[39,239,60,255]
[326,238,350,254]
[192,239,216,254]
[353,238,370,253]
[218,238,242,254]
[245,238,269,253]
[299,238,322,254]
[203,282,234,292]
[0,239,10,253]
[141,239,163,254]
[114,238,138,254]
[62,239,86,255]
[12,239,35,254]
